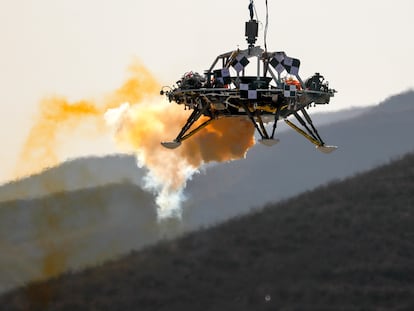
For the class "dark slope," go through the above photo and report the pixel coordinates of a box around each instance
[0,183,160,294]
[2,153,414,311]
[0,155,144,203]
[183,90,414,227]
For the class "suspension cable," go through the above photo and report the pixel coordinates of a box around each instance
[264,0,269,52]
[248,0,269,50]
[249,0,260,21]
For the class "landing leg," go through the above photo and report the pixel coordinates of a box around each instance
[259,106,280,146]
[161,97,212,148]
[240,102,279,146]
[284,110,337,153]
[240,102,267,139]
[270,106,281,139]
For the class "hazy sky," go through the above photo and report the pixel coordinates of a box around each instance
[1,0,413,183]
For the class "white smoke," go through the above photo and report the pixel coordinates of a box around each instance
[104,101,198,219]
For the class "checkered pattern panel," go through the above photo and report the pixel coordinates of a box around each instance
[231,55,250,73]
[240,83,259,100]
[214,68,231,85]
[282,56,300,76]
[269,52,286,74]
[284,84,297,98]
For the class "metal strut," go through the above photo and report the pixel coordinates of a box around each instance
[240,102,268,139]
[270,106,281,139]
[175,96,212,140]
[161,97,212,149]
[240,102,279,146]
[285,108,328,147]
[180,118,214,142]
[292,111,321,144]
[285,113,337,153]
[256,113,270,139]
[300,108,325,145]
[284,119,321,146]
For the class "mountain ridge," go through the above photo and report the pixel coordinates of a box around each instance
[2,151,413,310]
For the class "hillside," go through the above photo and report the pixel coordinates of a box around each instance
[2,152,413,310]
[0,183,161,294]
[0,155,144,203]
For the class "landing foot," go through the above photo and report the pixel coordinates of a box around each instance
[259,138,280,146]
[161,141,181,149]
[316,145,338,154]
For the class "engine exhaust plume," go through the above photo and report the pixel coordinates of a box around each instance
[14,58,255,218]
[105,99,255,218]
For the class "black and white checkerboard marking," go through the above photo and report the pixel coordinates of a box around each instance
[284,84,297,97]
[231,55,250,73]
[214,68,231,85]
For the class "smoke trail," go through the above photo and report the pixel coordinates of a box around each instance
[14,97,100,179]
[13,60,159,180]
[15,59,255,218]
[105,99,255,218]
[9,61,161,296]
